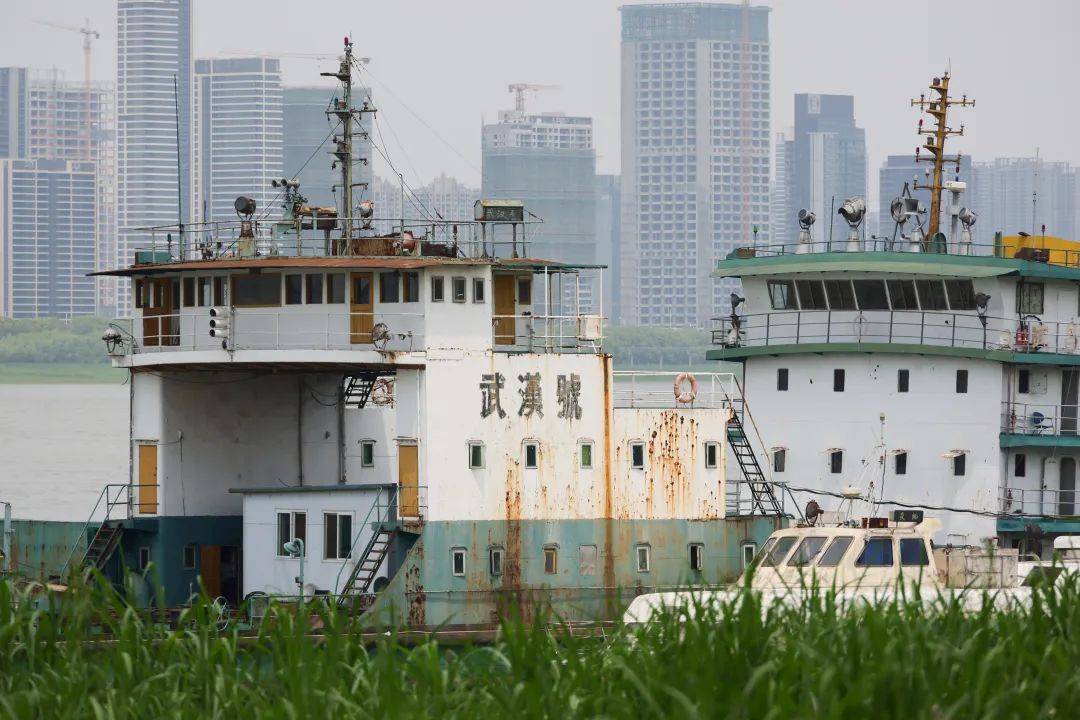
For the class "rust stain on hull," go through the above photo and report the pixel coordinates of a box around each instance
[601,355,616,617]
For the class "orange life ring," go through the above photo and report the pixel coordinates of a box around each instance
[674,372,698,404]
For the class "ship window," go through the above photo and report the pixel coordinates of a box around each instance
[818,536,853,567]
[171,280,181,310]
[197,277,211,307]
[276,511,306,556]
[285,274,303,305]
[898,369,910,393]
[895,451,908,475]
[899,538,930,567]
[430,275,445,302]
[761,536,797,567]
[360,440,375,468]
[138,546,150,570]
[544,545,558,574]
[786,536,827,567]
[953,452,967,476]
[945,280,976,310]
[830,450,843,474]
[579,545,597,576]
[452,277,466,302]
[402,272,420,303]
[1018,369,1030,394]
[134,279,145,308]
[795,280,827,310]
[833,368,845,392]
[579,441,593,469]
[773,448,786,473]
[1015,453,1027,477]
[213,277,226,306]
[741,542,757,569]
[956,369,969,394]
[631,441,646,469]
[305,274,324,304]
[824,280,856,310]
[183,545,196,569]
[451,548,466,577]
[327,274,346,303]
[232,273,281,307]
[518,277,532,304]
[915,280,948,311]
[1017,282,1044,315]
[767,280,797,309]
[379,272,400,303]
[886,279,919,310]
[855,537,894,567]
[468,441,485,469]
[705,441,719,469]
[182,276,195,307]
[689,543,704,571]
[472,278,486,303]
[323,512,353,560]
[636,544,651,572]
[853,280,889,310]
[489,547,504,576]
[777,368,789,391]
[524,441,538,469]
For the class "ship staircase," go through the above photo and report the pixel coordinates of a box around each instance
[724,386,796,520]
[343,371,395,409]
[336,486,419,611]
[58,484,136,578]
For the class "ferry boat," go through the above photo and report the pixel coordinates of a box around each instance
[709,72,1080,556]
[17,39,785,626]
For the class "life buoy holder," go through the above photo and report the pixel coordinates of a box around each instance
[1065,324,1079,353]
[674,372,698,404]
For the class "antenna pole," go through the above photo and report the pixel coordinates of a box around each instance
[173,74,184,257]
[911,73,973,239]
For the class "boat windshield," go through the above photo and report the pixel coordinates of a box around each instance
[818,536,853,567]
[760,536,798,567]
[786,536,827,567]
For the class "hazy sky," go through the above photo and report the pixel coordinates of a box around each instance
[4,0,1079,203]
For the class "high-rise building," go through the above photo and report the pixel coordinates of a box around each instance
[770,128,793,244]
[595,174,621,322]
[194,58,283,223]
[789,94,866,247]
[116,0,193,316]
[0,68,116,314]
[620,2,771,327]
[0,159,97,318]
[972,158,1077,242]
[370,173,478,240]
[282,86,374,212]
[482,109,597,312]
[878,154,974,240]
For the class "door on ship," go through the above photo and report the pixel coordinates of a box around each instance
[398,442,419,519]
[198,545,241,605]
[493,275,516,345]
[142,278,179,347]
[1062,370,1079,436]
[136,444,158,514]
[350,272,374,343]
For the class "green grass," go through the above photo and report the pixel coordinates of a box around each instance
[2,574,1079,718]
[0,362,126,384]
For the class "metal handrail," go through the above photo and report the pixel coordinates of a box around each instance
[332,486,398,595]
[58,483,134,578]
[1001,401,1080,437]
[611,370,737,409]
[1001,486,1077,517]
[492,314,604,353]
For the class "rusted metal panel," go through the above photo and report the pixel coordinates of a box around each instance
[5,520,85,580]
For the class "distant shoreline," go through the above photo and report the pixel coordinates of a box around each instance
[0,363,126,384]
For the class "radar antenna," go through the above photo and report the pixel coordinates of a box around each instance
[911,72,974,241]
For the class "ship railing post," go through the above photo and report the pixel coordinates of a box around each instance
[951,313,957,347]
[796,312,801,344]
[920,312,925,344]
[888,311,894,343]
[765,312,770,346]
[826,310,832,343]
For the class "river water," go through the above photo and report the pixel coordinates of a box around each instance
[0,384,130,520]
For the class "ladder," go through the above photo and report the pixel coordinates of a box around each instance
[82,520,124,570]
[725,406,785,517]
[343,374,378,408]
[338,525,395,603]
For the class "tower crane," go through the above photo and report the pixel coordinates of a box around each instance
[35,18,100,160]
[507,83,559,114]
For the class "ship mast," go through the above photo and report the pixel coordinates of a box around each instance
[911,73,974,239]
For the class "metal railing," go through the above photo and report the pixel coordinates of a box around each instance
[59,483,158,577]
[132,310,426,353]
[612,371,738,409]
[1001,486,1077,517]
[713,310,1080,356]
[492,314,603,354]
[726,237,1080,269]
[1001,402,1080,437]
[332,485,398,595]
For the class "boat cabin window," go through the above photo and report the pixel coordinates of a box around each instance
[323,512,353,560]
[472,278,485,304]
[403,272,420,302]
[327,273,346,303]
[232,273,281,307]
[786,536,827,567]
[182,277,195,307]
[276,511,306,557]
[452,276,466,303]
[897,369,910,393]
[631,442,645,469]
[945,280,976,310]
[451,548,466,577]
[829,450,843,474]
[741,542,757,569]
[379,272,400,303]
[915,280,948,311]
[824,280,856,310]
[855,537,894,567]
[1017,282,1044,315]
[955,369,969,394]
[886,279,919,310]
[579,441,593,469]
[894,451,908,475]
[704,441,719,469]
[197,276,211,306]
[1018,369,1030,394]
[761,536,797,567]
[138,547,150,570]
[833,369,845,392]
[431,275,445,302]
[817,536,853,567]
[213,277,226,306]
[285,274,303,305]
[777,368,789,391]
[517,277,532,304]
[468,441,485,469]
[773,448,786,473]
[636,544,651,573]
[689,543,704,572]
[489,546,504,576]
[360,440,375,468]
[899,538,930,566]
[952,452,967,476]
[767,280,797,310]
[796,280,827,310]
[524,441,539,469]
[544,546,558,575]
[306,274,324,304]
[1015,452,1026,477]
[853,279,889,310]
[183,545,196,569]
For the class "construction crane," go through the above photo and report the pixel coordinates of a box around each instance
[36,18,100,160]
[507,83,559,114]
